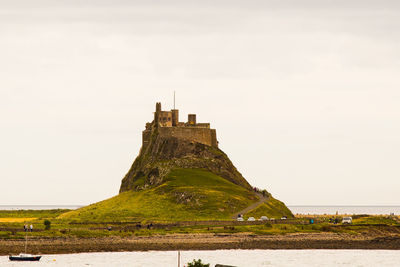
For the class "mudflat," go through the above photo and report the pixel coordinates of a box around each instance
[1,232,400,255]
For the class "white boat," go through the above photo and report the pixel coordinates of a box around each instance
[9,253,42,261]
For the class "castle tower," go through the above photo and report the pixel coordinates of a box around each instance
[188,114,196,125]
[154,102,161,127]
[172,109,179,126]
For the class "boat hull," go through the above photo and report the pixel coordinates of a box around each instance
[9,256,41,261]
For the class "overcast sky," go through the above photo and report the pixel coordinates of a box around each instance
[1,0,399,206]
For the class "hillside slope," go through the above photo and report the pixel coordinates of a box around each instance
[61,168,292,221]
[61,169,257,221]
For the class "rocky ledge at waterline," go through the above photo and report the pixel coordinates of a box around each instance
[61,102,293,221]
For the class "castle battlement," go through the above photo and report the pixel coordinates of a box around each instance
[142,102,218,149]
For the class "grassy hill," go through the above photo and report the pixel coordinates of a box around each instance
[245,198,293,219]
[61,107,294,222]
[60,168,290,222]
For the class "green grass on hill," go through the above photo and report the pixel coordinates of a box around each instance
[60,168,259,222]
[245,198,294,219]
[353,216,399,225]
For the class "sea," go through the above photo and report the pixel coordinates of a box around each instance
[1,250,399,267]
[1,205,399,215]
[287,205,400,215]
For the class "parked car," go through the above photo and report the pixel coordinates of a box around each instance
[260,216,269,221]
[342,217,352,224]
[247,217,256,221]
[281,216,287,220]
[237,217,244,222]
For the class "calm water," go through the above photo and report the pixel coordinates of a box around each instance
[288,206,400,215]
[1,250,399,266]
[1,205,399,215]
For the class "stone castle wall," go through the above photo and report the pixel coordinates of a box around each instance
[158,127,218,147]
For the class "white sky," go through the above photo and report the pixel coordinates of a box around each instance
[1,0,399,206]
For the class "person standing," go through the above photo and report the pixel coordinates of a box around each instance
[30,224,33,232]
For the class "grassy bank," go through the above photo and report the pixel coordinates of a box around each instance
[0,209,399,240]
[0,214,399,255]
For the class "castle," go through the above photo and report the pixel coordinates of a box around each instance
[142,102,218,149]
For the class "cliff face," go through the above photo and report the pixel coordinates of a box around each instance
[119,129,252,193]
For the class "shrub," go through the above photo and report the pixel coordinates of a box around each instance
[187,259,210,267]
[321,225,332,232]
[44,220,51,230]
[264,223,272,228]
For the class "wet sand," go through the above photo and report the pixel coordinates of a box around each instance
[1,232,400,255]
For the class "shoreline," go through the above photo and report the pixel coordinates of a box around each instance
[1,233,400,255]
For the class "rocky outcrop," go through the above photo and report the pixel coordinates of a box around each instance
[119,129,252,193]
